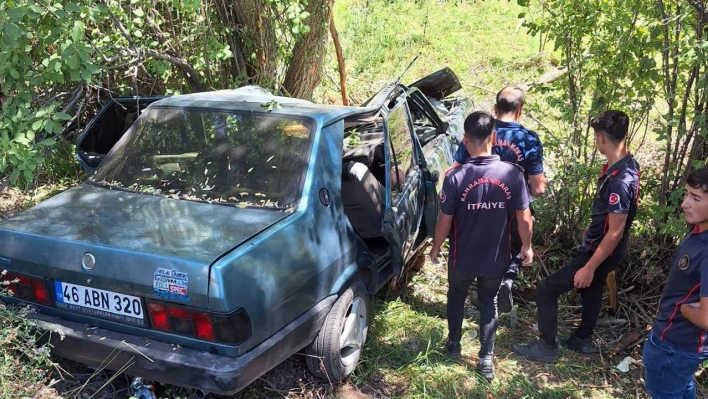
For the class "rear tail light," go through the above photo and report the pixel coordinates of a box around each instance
[146,300,250,344]
[0,271,50,305]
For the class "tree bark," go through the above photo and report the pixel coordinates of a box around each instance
[283,0,332,100]
[227,0,279,85]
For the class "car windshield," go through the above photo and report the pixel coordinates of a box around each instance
[91,107,313,210]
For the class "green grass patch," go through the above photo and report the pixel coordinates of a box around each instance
[319,0,556,106]
[351,256,646,399]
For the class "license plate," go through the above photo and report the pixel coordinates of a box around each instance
[54,281,145,325]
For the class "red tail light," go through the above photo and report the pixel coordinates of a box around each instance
[193,313,214,341]
[1,271,50,305]
[146,300,250,344]
[148,303,170,331]
[31,279,50,305]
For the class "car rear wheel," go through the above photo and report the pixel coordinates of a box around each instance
[305,280,369,381]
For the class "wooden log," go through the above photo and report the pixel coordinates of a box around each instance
[607,270,618,315]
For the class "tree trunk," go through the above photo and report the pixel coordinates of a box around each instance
[282,0,331,100]
[224,0,279,86]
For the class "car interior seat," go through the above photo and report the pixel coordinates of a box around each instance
[341,161,385,238]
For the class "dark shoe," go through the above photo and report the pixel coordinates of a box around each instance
[478,357,495,380]
[446,340,461,359]
[562,334,594,354]
[512,339,558,363]
[497,279,513,314]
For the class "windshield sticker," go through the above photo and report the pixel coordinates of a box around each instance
[153,268,190,302]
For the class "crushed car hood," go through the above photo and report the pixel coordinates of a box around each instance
[0,183,289,263]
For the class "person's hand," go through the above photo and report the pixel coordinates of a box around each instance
[573,266,594,288]
[520,245,533,266]
[430,246,440,264]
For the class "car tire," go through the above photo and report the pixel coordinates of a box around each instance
[305,280,369,381]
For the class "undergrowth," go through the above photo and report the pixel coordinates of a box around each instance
[0,285,57,399]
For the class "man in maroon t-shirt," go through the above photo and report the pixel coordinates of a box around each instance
[430,111,534,380]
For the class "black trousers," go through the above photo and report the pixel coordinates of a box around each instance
[537,248,622,345]
[448,267,504,358]
[505,210,535,281]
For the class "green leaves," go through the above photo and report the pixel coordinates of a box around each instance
[6,6,29,21]
[71,20,85,42]
[3,22,22,42]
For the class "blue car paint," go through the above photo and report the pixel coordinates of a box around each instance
[0,81,470,393]
[208,120,375,353]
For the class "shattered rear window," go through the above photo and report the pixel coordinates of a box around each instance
[91,107,313,210]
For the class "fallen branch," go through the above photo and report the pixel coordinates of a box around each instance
[101,48,205,92]
[329,1,348,106]
[609,329,643,355]
[628,296,655,326]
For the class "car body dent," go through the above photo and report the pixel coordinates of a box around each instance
[208,120,372,353]
[0,73,470,394]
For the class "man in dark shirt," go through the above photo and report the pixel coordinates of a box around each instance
[643,166,708,398]
[429,111,534,380]
[513,110,640,363]
[447,86,547,313]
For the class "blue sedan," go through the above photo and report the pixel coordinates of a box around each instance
[0,70,469,395]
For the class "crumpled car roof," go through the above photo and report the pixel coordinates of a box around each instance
[151,86,372,127]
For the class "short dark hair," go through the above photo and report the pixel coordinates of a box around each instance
[463,111,496,143]
[495,86,525,115]
[590,110,630,142]
[687,166,708,193]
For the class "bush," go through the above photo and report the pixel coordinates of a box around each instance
[0,274,56,398]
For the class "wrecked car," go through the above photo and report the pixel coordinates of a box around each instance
[0,69,470,395]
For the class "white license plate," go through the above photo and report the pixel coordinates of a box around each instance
[54,281,145,325]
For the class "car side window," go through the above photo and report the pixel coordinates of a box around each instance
[387,102,415,195]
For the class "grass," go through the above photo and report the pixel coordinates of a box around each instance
[348,252,647,399]
[316,0,556,108]
[223,249,657,399]
[0,0,694,397]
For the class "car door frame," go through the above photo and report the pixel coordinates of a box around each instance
[406,88,451,239]
[381,95,426,275]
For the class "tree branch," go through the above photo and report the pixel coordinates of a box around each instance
[101,49,206,92]
[329,2,348,106]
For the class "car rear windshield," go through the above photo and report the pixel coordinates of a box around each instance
[91,107,313,210]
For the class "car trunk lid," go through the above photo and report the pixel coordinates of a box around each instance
[0,184,288,313]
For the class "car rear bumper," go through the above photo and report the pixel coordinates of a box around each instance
[30,295,336,395]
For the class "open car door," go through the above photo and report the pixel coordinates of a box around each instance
[76,96,164,174]
[409,67,462,101]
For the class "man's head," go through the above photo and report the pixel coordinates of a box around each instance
[494,86,525,121]
[682,166,708,228]
[463,111,496,155]
[590,110,629,155]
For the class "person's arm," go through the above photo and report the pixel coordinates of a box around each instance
[525,137,546,197]
[574,213,627,287]
[516,208,533,265]
[681,297,708,330]
[430,214,453,263]
[444,161,462,176]
[574,180,634,288]
[680,258,708,329]
[512,167,533,265]
[444,142,468,175]
[430,175,457,263]
[528,173,547,197]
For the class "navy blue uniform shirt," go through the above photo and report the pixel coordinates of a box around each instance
[440,155,530,274]
[453,120,544,178]
[582,154,640,254]
[653,228,708,354]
